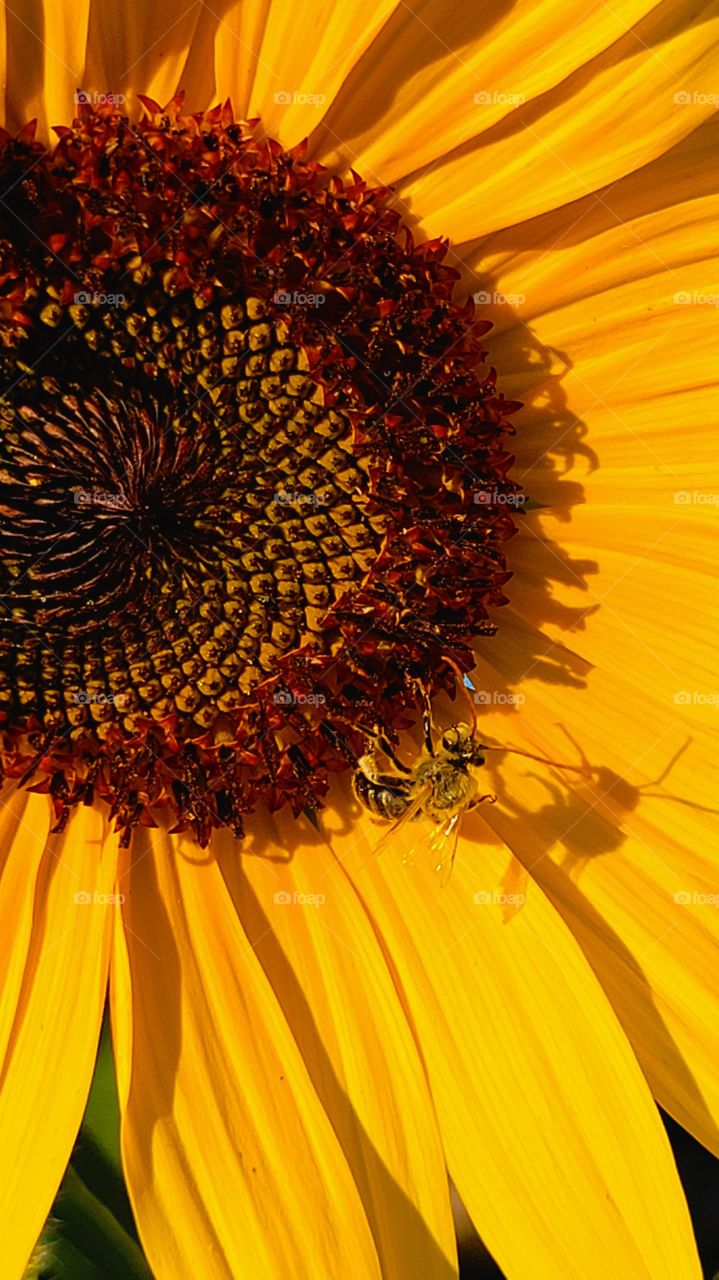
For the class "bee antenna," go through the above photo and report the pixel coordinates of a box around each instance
[481,743,592,776]
[440,653,477,734]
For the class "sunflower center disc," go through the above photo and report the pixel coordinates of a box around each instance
[0,98,520,843]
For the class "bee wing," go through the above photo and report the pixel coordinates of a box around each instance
[429,810,463,887]
[367,782,433,864]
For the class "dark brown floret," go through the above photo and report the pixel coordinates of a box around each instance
[0,96,521,843]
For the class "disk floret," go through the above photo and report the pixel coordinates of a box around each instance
[0,97,520,842]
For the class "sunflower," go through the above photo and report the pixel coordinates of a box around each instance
[1,2,718,1278]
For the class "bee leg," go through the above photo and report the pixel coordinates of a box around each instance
[332,714,415,775]
[287,743,312,777]
[375,735,413,774]
[319,721,361,765]
[465,792,497,812]
[422,707,435,757]
[303,806,320,830]
[440,652,478,735]
[405,675,436,755]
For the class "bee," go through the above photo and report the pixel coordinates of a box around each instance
[351,657,592,887]
[352,721,497,885]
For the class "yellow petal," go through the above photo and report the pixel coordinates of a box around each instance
[1,0,208,129]
[0,14,6,124]
[246,0,399,141]
[323,798,701,1279]
[216,812,458,1279]
[506,519,718,726]
[111,827,382,1280]
[470,147,719,321]
[184,0,272,118]
[0,788,32,1053]
[392,5,719,241]
[471,613,719,1157]
[311,0,656,180]
[0,796,116,1278]
[2,0,404,135]
[473,186,719,741]
[2,0,91,135]
[486,191,719,561]
[83,0,203,119]
[501,775,719,1159]
[458,172,719,1152]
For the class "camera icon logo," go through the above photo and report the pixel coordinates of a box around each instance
[274,91,292,105]
[274,891,293,905]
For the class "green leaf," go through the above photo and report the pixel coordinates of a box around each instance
[38,1165,152,1280]
[80,1018,122,1173]
[26,1013,153,1280]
